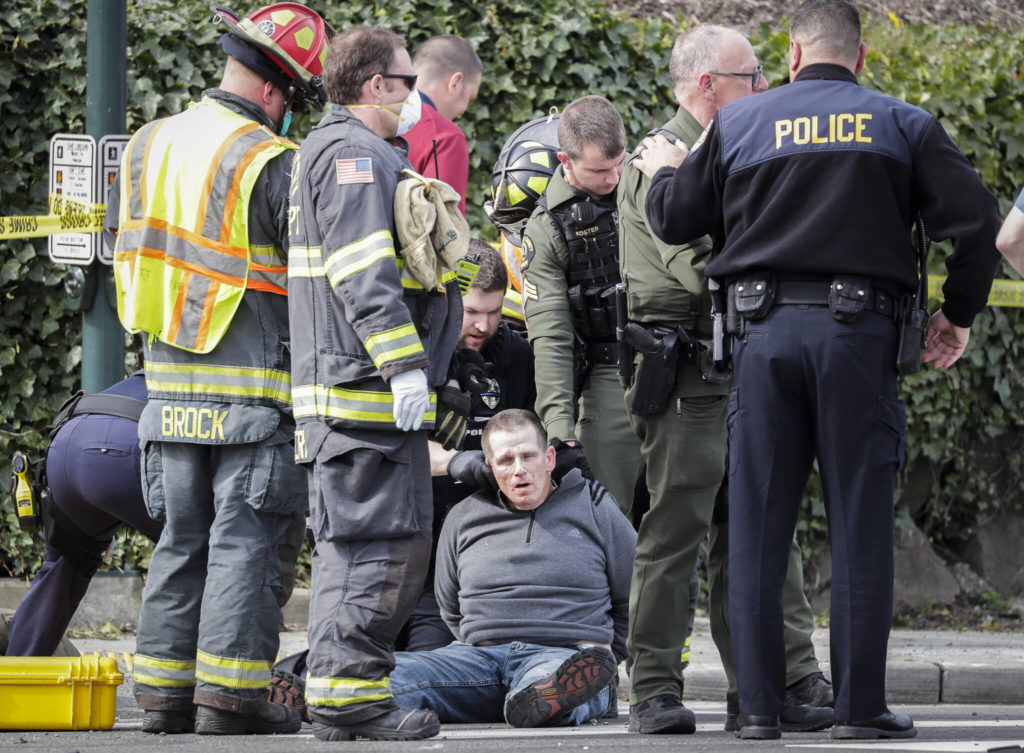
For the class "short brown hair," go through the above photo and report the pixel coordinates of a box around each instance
[557,95,625,161]
[324,26,406,106]
[413,35,482,83]
[482,409,546,462]
[467,238,507,295]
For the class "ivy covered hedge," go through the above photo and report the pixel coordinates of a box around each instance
[1,0,1022,577]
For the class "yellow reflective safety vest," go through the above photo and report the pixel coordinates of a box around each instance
[114,96,296,354]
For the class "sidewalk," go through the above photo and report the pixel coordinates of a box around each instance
[67,586,1024,706]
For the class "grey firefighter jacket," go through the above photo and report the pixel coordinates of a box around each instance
[287,104,462,440]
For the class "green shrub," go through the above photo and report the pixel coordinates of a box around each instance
[1,0,1022,578]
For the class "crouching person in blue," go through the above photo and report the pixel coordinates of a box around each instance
[389,409,636,727]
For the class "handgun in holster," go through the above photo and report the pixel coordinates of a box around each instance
[708,277,731,369]
[622,323,682,417]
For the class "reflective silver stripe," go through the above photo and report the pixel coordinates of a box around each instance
[306,675,392,707]
[200,124,280,241]
[288,246,325,278]
[133,654,196,688]
[323,231,394,287]
[146,361,292,405]
[115,225,248,284]
[291,384,436,425]
[248,265,288,292]
[195,650,272,690]
[174,272,212,349]
[363,324,424,370]
[125,119,164,220]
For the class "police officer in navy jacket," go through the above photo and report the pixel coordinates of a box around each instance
[632,0,1002,741]
[6,372,157,656]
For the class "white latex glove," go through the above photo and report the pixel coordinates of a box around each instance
[390,368,429,431]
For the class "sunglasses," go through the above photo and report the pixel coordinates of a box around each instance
[380,72,418,89]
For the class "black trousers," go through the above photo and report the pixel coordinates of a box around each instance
[728,304,905,722]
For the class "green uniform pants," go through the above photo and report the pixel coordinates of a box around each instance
[706,479,820,694]
[625,366,821,703]
[625,368,727,703]
[577,364,641,518]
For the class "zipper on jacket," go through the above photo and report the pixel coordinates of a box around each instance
[525,511,535,544]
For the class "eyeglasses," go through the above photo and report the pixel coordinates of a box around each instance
[380,72,418,90]
[709,64,763,88]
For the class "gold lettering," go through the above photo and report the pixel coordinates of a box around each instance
[793,117,811,145]
[294,430,307,461]
[210,410,227,441]
[811,116,828,144]
[197,408,211,439]
[855,113,872,142]
[775,119,792,149]
[836,114,855,142]
[161,406,174,436]
[829,113,836,142]
[174,407,186,438]
[184,408,197,438]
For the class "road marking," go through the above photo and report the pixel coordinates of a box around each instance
[790,743,1024,752]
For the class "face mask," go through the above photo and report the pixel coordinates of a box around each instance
[393,89,422,137]
[278,110,293,137]
[351,89,422,137]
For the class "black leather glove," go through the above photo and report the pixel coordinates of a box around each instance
[550,437,595,482]
[430,379,471,451]
[446,450,498,493]
[456,347,490,394]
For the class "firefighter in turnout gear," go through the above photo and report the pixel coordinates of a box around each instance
[287,26,461,742]
[113,1,330,736]
[519,95,641,517]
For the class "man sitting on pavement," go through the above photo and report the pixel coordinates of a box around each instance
[388,409,636,727]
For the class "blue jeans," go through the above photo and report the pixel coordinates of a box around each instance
[390,642,615,725]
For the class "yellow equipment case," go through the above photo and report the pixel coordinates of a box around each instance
[0,653,123,730]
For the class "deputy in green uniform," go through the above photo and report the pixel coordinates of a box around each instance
[520,95,640,516]
[618,25,832,735]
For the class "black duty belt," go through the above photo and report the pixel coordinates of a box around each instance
[50,392,146,438]
[586,342,619,366]
[774,279,897,320]
[66,393,146,421]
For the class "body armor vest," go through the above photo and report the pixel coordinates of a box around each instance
[540,196,621,346]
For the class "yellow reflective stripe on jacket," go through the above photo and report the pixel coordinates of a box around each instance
[114,97,294,353]
[146,360,291,405]
[133,654,196,688]
[287,245,325,278]
[306,675,392,707]
[324,230,394,288]
[195,649,273,690]
[363,324,425,371]
[292,384,437,425]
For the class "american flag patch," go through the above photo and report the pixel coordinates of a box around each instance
[336,158,373,184]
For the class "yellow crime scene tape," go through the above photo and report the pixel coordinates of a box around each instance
[1,199,1023,307]
[0,195,106,240]
[928,274,1024,308]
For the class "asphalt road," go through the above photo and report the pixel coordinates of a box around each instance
[4,701,1024,753]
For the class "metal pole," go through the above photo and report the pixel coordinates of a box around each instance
[82,0,126,392]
